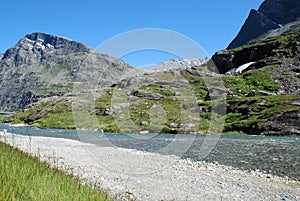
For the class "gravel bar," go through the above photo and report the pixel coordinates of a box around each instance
[1,131,299,201]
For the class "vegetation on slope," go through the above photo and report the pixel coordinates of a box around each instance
[3,64,299,135]
[0,141,111,201]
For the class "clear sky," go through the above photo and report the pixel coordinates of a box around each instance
[0,0,263,67]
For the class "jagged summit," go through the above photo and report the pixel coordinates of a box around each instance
[227,0,300,49]
[23,32,90,53]
[2,32,92,63]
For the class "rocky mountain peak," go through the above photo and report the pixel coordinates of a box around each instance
[2,32,91,63]
[25,32,89,53]
[227,0,300,49]
[0,32,132,111]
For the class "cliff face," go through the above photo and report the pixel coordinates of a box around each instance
[227,0,300,49]
[0,32,132,111]
[258,0,300,24]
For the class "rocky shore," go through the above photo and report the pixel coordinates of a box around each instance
[0,131,299,201]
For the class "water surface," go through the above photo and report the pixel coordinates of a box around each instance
[1,124,299,180]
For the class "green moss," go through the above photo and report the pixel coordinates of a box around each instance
[242,69,280,91]
[225,113,242,123]
[222,66,280,95]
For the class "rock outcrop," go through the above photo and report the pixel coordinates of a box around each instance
[0,32,132,111]
[261,110,300,135]
[227,0,300,49]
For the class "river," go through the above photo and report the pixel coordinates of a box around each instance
[1,124,299,181]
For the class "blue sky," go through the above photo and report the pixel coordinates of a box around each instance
[1,0,263,67]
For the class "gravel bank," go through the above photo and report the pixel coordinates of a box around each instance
[1,131,299,201]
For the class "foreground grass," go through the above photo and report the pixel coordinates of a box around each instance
[0,142,112,201]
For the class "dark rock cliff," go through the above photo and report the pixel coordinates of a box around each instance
[227,0,300,49]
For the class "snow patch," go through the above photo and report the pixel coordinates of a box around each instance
[35,42,45,50]
[235,62,256,74]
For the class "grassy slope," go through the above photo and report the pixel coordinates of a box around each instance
[0,141,111,201]
[4,65,299,134]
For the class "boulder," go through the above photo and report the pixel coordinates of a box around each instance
[26,108,52,122]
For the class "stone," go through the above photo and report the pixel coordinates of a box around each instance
[26,108,51,122]
[291,98,300,106]
[174,92,181,96]
[130,90,162,100]
[139,130,150,134]
[169,122,180,128]
[140,121,149,126]
[259,90,277,96]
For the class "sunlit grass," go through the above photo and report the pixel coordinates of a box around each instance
[0,142,112,201]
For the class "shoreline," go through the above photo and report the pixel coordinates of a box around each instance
[3,123,300,137]
[0,131,299,200]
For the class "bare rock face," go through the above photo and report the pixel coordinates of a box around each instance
[258,0,300,24]
[261,110,300,136]
[0,32,132,111]
[227,9,279,50]
[227,0,300,49]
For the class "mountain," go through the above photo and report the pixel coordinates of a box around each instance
[227,0,300,49]
[0,32,132,111]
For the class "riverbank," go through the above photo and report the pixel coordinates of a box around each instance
[0,131,299,200]
[0,140,111,201]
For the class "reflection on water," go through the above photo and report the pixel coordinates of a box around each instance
[1,124,299,180]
